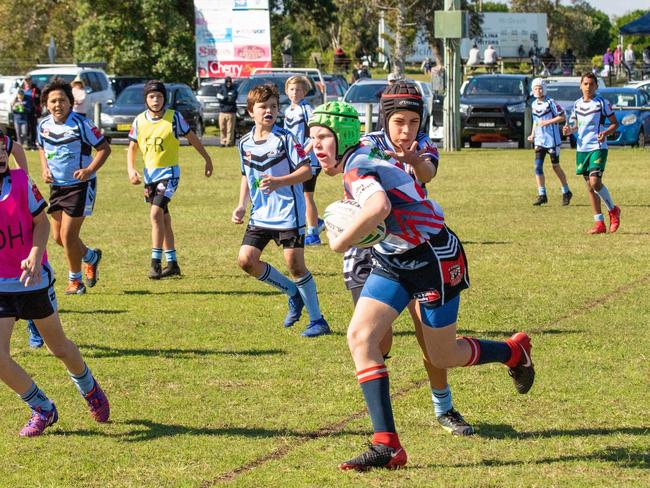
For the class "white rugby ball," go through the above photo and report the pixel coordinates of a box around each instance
[323,199,386,248]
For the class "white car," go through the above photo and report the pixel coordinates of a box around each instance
[625,79,650,98]
[27,65,115,115]
[0,76,24,133]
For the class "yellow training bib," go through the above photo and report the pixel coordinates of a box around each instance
[136,109,179,169]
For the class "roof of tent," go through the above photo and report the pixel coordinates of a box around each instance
[620,12,650,35]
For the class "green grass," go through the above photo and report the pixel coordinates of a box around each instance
[1,145,649,487]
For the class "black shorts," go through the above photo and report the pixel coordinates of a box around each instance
[144,178,179,213]
[303,168,321,193]
[343,247,375,290]
[48,179,97,218]
[370,226,470,309]
[534,146,560,165]
[0,286,58,320]
[242,225,304,250]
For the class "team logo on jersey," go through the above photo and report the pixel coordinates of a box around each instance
[368,146,390,161]
[43,129,50,137]
[448,264,462,286]
[30,181,43,202]
[91,126,102,139]
[415,289,440,303]
[294,143,306,159]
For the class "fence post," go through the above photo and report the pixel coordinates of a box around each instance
[94,102,102,131]
[524,102,532,149]
[365,103,373,133]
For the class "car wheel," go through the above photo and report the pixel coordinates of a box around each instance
[195,119,204,140]
[636,127,646,148]
[469,140,481,148]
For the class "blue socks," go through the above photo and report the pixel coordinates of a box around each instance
[258,263,298,296]
[295,272,322,321]
[69,364,95,396]
[151,248,163,260]
[432,385,453,416]
[462,337,512,366]
[82,248,98,265]
[164,249,177,262]
[594,214,605,222]
[595,185,615,211]
[538,186,547,196]
[68,271,82,282]
[562,184,570,194]
[357,365,396,434]
[20,383,54,412]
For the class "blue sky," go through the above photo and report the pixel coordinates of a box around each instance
[491,0,649,18]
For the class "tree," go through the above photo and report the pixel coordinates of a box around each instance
[610,10,649,50]
[75,0,195,83]
[0,0,77,73]
[480,1,508,12]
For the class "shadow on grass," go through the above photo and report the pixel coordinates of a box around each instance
[50,419,368,443]
[463,241,512,245]
[59,309,127,315]
[475,423,649,441]
[77,343,286,359]
[415,445,648,470]
[123,289,280,296]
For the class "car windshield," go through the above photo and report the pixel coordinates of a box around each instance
[30,74,75,90]
[600,92,637,108]
[116,86,173,105]
[237,77,294,104]
[545,85,581,101]
[464,77,526,96]
[197,84,221,97]
[344,83,388,103]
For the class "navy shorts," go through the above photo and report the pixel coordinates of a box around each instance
[0,286,58,320]
[303,168,321,193]
[48,179,97,218]
[145,178,179,213]
[360,226,470,327]
[534,146,560,165]
[242,225,305,250]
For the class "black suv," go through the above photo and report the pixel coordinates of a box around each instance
[460,74,533,148]
[235,73,324,137]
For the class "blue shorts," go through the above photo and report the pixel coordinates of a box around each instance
[359,226,469,328]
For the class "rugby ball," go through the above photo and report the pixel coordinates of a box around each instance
[323,199,386,248]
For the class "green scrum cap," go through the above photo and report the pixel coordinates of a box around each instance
[308,101,360,158]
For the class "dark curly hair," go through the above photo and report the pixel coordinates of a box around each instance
[41,77,74,107]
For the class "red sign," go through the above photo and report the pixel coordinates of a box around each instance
[200,60,272,78]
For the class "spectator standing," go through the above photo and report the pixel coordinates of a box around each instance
[281,35,293,68]
[624,44,635,80]
[217,76,238,147]
[484,45,497,73]
[21,76,41,150]
[642,45,650,77]
[333,47,349,72]
[613,45,623,78]
[467,44,481,73]
[540,48,557,72]
[603,48,615,81]
[71,78,89,116]
[12,91,29,146]
[560,48,576,75]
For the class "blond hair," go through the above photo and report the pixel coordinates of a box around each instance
[285,75,311,94]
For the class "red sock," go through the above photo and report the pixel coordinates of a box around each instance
[505,338,521,367]
[372,432,401,449]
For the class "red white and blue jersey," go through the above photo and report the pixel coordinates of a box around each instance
[342,144,445,254]
[532,97,563,149]
[360,129,439,195]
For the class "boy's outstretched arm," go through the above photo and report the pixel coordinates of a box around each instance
[186,130,213,177]
[259,163,311,194]
[232,175,250,224]
[127,140,142,184]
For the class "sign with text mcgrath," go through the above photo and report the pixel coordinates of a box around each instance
[460,13,548,59]
[194,0,272,79]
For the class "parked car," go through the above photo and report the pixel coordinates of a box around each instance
[196,78,243,127]
[311,74,349,102]
[100,83,204,140]
[109,76,149,98]
[625,79,650,98]
[545,76,605,89]
[596,87,650,147]
[0,76,23,134]
[460,74,533,148]
[28,64,115,112]
[235,72,324,136]
[342,78,433,130]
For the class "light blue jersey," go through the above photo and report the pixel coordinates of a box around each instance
[570,96,614,152]
[532,97,563,149]
[37,112,105,186]
[239,126,309,231]
[284,100,319,169]
[128,110,190,184]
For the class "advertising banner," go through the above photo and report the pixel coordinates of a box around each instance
[460,13,548,59]
[195,0,272,79]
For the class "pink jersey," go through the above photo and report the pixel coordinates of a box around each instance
[0,169,47,278]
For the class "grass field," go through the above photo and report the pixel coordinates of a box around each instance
[1,144,649,487]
